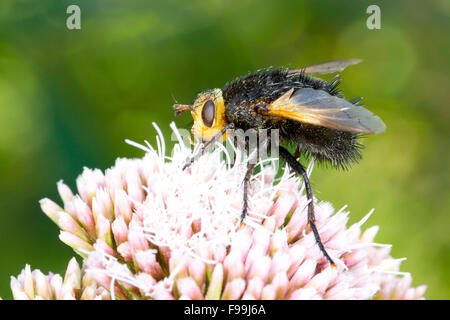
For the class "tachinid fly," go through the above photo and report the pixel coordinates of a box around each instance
[174,59,386,266]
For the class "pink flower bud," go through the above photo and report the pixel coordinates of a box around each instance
[111,216,128,245]
[57,180,74,204]
[261,284,276,300]
[80,285,96,300]
[128,220,149,251]
[114,189,133,223]
[34,270,52,300]
[50,274,63,299]
[244,278,264,299]
[126,169,144,203]
[23,264,35,299]
[76,168,105,205]
[10,277,29,300]
[269,229,288,256]
[269,252,290,280]
[187,257,206,289]
[177,277,203,300]
[290,259,317,291]
[64,258,81,290]
[285,207,308,242]
[304,266,338,295]
[205,264,223,300]
[135,250,164,279]
[39,198,63,225]
[95,214,112,246]
[271,272,289,299]
[361,225,379,243]
[289,287,321,300]
[270,192,297,227]
[59,231,94,256]
[93,239,115,256]
[117,242,134,261]
[221,278,246,300]
[57,211,89,241]
[72,196,95,235]
[248,256,271,283]
[287,244,306,278]
[223,251,244,281]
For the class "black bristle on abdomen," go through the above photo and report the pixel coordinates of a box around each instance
[280,120,363,170]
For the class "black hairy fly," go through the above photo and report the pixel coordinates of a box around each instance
[174,59,386,266]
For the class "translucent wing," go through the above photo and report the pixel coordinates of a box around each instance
[289,59,362,75]
[267,88,386,134]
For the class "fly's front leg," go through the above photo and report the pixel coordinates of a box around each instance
[182,123,234,170]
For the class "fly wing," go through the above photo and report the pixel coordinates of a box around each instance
[267,88,386,134]
[289,59,362,75]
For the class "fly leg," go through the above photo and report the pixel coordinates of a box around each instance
[241,162,257,224]
[294,145,301,160]
[279,146,335,266]
[183,123,234,170]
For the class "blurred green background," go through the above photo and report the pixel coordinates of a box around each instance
[0,0,448,299]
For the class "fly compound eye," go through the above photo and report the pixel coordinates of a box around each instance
[201,100,215,127]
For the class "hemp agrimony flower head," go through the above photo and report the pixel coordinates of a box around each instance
[10,258,110,300]
[10,123,426,300]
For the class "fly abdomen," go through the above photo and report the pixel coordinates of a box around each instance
[282,120,363,170]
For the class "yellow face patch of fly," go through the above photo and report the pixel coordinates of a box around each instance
[191,88,228,142]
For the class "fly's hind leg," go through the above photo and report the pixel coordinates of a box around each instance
[279,146,335,266]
